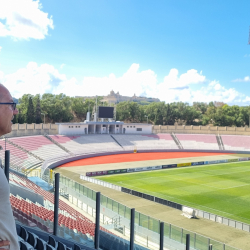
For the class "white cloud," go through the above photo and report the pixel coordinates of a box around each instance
[1,62,76,97]
[159,68,206,90]
[0,0,54,40]
[0,46,2,52]
[1,62,250,105]
[60,64,66,69]
[232,76,250,82]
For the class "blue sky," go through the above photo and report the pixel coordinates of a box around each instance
[0,0,250,105]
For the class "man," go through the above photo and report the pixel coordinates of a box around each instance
[0,84,19,250]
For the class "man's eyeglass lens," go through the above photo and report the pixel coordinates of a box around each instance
[0,103,17,110]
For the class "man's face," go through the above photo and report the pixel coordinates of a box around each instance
[0,85,18,136]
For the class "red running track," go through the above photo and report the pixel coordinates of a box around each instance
[59,152,231,167]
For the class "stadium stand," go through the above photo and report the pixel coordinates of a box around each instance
[9,170,151,250]
[0,139,42,171]
[175,134,220,150]
[221,135,250,151]
[48,135,122,154]
[10,173,109,237]
[16,223,94,250]
[113,134,178,150]
[4,132,246,249]
[8,136,70,161]
[16,222,148,250]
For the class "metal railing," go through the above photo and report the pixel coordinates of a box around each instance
[60,175,240,250]
[80,175,250,235]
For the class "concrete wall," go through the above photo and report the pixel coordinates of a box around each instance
[10,182,44,206]
[152,125,250,136]
[58,124,88,135]
[123,124,152,134]
[5,123,250,138]
[4,123,58,138]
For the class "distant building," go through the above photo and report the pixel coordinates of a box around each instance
[76,90,160,104]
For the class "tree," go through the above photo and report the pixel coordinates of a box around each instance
[26,97,35,124]
[41,93,73,123]
[35,96,43,124]
[193,102,208,114]
[71,97,88,121]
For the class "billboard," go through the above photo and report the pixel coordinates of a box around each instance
[238,157,249,161]
[162,164,177,169]
[204,160,219,165]
[98,106,114,118]
[177,162,191,168]
[227,158,239,162]
[191,161,204,166]
[217,159,228,163]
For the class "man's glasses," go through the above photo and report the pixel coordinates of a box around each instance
[0,102,17,111]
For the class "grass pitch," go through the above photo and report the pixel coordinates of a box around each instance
[96,162,250,224]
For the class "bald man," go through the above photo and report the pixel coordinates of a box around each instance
[0,84,19,250]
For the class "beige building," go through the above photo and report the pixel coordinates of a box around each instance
[77,90,160,104]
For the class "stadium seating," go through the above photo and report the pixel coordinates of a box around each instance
[10,173,109,237]
[0,140,42,170]
[112,134,178,150]
[175,134,219,150]
[17,224,93,250]
[221,135,250,151]
[48,135,122,154]
[9,136,70,160]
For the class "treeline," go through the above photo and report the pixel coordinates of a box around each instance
[14,94,250,127]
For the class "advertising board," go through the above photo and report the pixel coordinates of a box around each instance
[153,166,162,170]
[238,157,249,161]
[85,157,245,177]
[114,169,127,174]
[86,171,108,176]
[162,164,177,169]
[127,165,162,173]
[217,159,228,163]
[227,158,239,162]
[204,160,219,165]
[191,161,204,166]
[177,162,191,168]
[127,168,135,173]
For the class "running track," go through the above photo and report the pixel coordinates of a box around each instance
[59,152,231,167]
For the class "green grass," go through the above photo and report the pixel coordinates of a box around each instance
[96,162,250,224]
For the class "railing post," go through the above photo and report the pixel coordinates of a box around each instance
[194,233,196,248]
[53,173,60,236]
[169,224,172,238]
[130,208,135,250]
[209,244,213,250]
[95,192,100,249]
[160,222,164,250]
[186,234,190,250]
[4,150,10,182]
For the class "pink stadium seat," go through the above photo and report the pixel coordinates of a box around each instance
[221,135,250,150]
[176,134,219,150]
[10,173,110,236]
